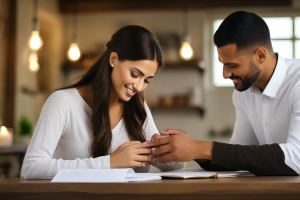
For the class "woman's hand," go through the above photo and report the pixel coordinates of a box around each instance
[110,141,153,168]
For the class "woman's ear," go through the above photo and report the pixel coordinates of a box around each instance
[109,52,118,67]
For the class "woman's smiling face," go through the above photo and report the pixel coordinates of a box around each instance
[110,52,158,102]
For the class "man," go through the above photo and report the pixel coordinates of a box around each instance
[151,11,299,176]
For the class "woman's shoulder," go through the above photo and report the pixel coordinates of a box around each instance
[47,88,78,105]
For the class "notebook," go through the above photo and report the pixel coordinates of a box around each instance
[134,169,251,179]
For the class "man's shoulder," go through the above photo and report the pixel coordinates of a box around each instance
[285,58,300,76]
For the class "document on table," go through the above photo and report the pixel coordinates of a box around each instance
[134,169,252,179]
[134,171,218,179]
[171,168,253,178]
[51,168,161,183]
[51,168,252,183]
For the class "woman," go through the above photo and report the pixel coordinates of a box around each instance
[21,25,185,179]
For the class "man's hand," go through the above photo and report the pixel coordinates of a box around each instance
[151,129,213,163]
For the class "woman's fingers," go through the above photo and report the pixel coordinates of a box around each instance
[150,157,157,166]
[131,161,149,168]
[134,155,152,162]
[122,141,141,147]
[136,147,152,155]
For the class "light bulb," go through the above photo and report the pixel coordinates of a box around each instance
[29,61,40,72]
[179,42,194,61]
[0,126,7,135]
[29,30,43,50]
[29,52,38,63]
[28,53,40,72]
[67,43,81,62]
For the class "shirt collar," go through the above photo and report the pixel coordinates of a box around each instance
[250,53,286,98]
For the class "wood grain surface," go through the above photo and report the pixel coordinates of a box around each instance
[1,177,300,199]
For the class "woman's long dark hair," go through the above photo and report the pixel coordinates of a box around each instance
[62,25,163,157]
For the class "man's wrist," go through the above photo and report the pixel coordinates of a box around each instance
[194,141,213,160]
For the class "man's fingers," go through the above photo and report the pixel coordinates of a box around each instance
[151,133,165,142]
[157,153,174,163]
[160,129,186,135]
[155,144,173,156]
[150,136,171,148]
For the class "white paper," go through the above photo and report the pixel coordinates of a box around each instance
[51,168,135,183]
[134,172,216,178]
[51,168,161,183]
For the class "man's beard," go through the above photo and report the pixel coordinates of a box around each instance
[229,60,261,92]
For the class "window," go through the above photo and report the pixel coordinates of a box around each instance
[213,17,300,87]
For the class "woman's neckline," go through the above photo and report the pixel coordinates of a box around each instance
[74,88,123,131]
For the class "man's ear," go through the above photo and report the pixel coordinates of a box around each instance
[109,52,118,67]
[253,47,267,65]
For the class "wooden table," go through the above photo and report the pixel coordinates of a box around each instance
[1,177,300,199]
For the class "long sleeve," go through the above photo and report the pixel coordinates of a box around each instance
[202,142,297,176]
[198,90,259,172]
[143,102,185,171]
[21,92,110,180]
[279,82,300,174]
[198,89,299,176]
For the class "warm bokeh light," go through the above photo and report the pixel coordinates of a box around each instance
[67,43,81,62]
[29,52,38,63]
[29,61,40,72]
[0,126,7,135]
[29,30,43,50]
[28,52,40,72]
[179,42,194,61]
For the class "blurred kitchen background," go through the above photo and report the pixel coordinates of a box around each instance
[0,0,299,177]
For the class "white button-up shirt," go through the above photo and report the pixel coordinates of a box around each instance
[229,54,300,174]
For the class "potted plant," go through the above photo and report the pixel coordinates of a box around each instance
[17,115,33,145]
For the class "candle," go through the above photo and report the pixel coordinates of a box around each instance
[0,126,13,147]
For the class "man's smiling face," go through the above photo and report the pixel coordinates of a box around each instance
[217,44,261,91]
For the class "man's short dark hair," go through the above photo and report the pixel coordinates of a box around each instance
[214,11,273,52]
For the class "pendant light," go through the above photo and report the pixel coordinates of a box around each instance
[66,2,81,62]
[29,0,43,51]
[28,52,40,72]
[179,1,194,61]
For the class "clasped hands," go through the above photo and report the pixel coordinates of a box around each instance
[110,129,212,169]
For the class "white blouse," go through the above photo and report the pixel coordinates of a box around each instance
[21,88,185,179]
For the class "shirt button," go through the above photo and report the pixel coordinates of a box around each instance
[264,101,267,104]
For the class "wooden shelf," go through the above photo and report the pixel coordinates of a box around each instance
[150,104,205,116]
[62,55,204,74]
[163,59,204,73]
